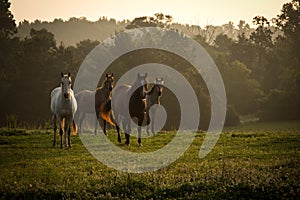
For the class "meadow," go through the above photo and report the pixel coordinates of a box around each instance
[0,121,299,199]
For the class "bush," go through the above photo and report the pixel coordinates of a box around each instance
[259,89,300,121]
[225,105,240,126]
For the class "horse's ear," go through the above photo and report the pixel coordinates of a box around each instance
[111,73,114,77]
[61,72,64,77]
[68,72,71,77]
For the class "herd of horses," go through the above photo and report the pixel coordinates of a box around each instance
[50,72,164,148]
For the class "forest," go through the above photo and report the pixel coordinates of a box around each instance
[0,0,299,129]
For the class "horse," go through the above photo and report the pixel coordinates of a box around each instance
[50,72,77,148]
[146,78,164,135]
[75,73,115,135]
[112,73,148,146]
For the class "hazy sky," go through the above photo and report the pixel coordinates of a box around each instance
[10,0,290,27]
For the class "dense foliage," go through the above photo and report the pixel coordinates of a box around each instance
[0,0,299,128]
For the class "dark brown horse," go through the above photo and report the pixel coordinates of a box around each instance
[75,73,115,135]
[112,73,148,146]
[146,78,164,135]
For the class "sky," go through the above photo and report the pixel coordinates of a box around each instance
[10,0,290,27]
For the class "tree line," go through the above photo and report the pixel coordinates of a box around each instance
[0,0,299,129]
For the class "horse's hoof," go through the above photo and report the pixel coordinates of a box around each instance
[125,142,130,146]
[118,139,122,143]
[138,143,143,147]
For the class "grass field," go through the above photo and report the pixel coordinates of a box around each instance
[0,121,300,199]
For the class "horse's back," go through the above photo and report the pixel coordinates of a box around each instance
[75,90,95,113]
[113,85,130,97]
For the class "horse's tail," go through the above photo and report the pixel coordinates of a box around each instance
[61,118,65,130]
[101,110,115,126]
[72,120,78,136]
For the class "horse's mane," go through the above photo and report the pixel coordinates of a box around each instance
[146,84,156,95]
[100,78,107,89]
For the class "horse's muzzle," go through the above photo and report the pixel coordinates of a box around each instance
[64,93,69,98]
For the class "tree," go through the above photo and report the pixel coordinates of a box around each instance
[214,34,234,52]
[126,13,172,29]
[0,0,16,39]
[275,0,300,37]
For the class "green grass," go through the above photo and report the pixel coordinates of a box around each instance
[0,121,300,199]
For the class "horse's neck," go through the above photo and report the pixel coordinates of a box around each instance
[98,87,111,98]
[95,87,111,108]
[61,96,71,106]
[147,86,160,105]
[60,90,72,106]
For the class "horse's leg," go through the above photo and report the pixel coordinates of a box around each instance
[116,124,121,143]
[114,115,121,143]
[125,118,131,146]
[103,119,107,135]
[67,119,71,148]
[94,110,99,135]
[122,118,131,146]
[146,110,150,135]
[151,108,156,135]
[53,115,57,147]
[77,112,82,135]
[64,119,69,147]
[58,117,63,149]
[137,117,143,146]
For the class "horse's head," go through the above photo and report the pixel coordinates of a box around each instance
[136,72,148,99]
[103,73,114,92]
[155,77,164,97]
[61,72,72,99]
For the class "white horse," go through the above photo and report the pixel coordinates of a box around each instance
[50,72,77,148]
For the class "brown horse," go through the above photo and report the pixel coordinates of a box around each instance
[146,78,164,135]
[112,73,148,146]
[75,73,115,135]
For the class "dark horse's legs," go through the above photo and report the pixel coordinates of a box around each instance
[103,119,107,135]
[116,124,121,143]
[138,117,143,146]
[124,118,131,145]
[114,117,122,143]
[67,118,72,148]
[94,114,98,135]
[59,126,63,149]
